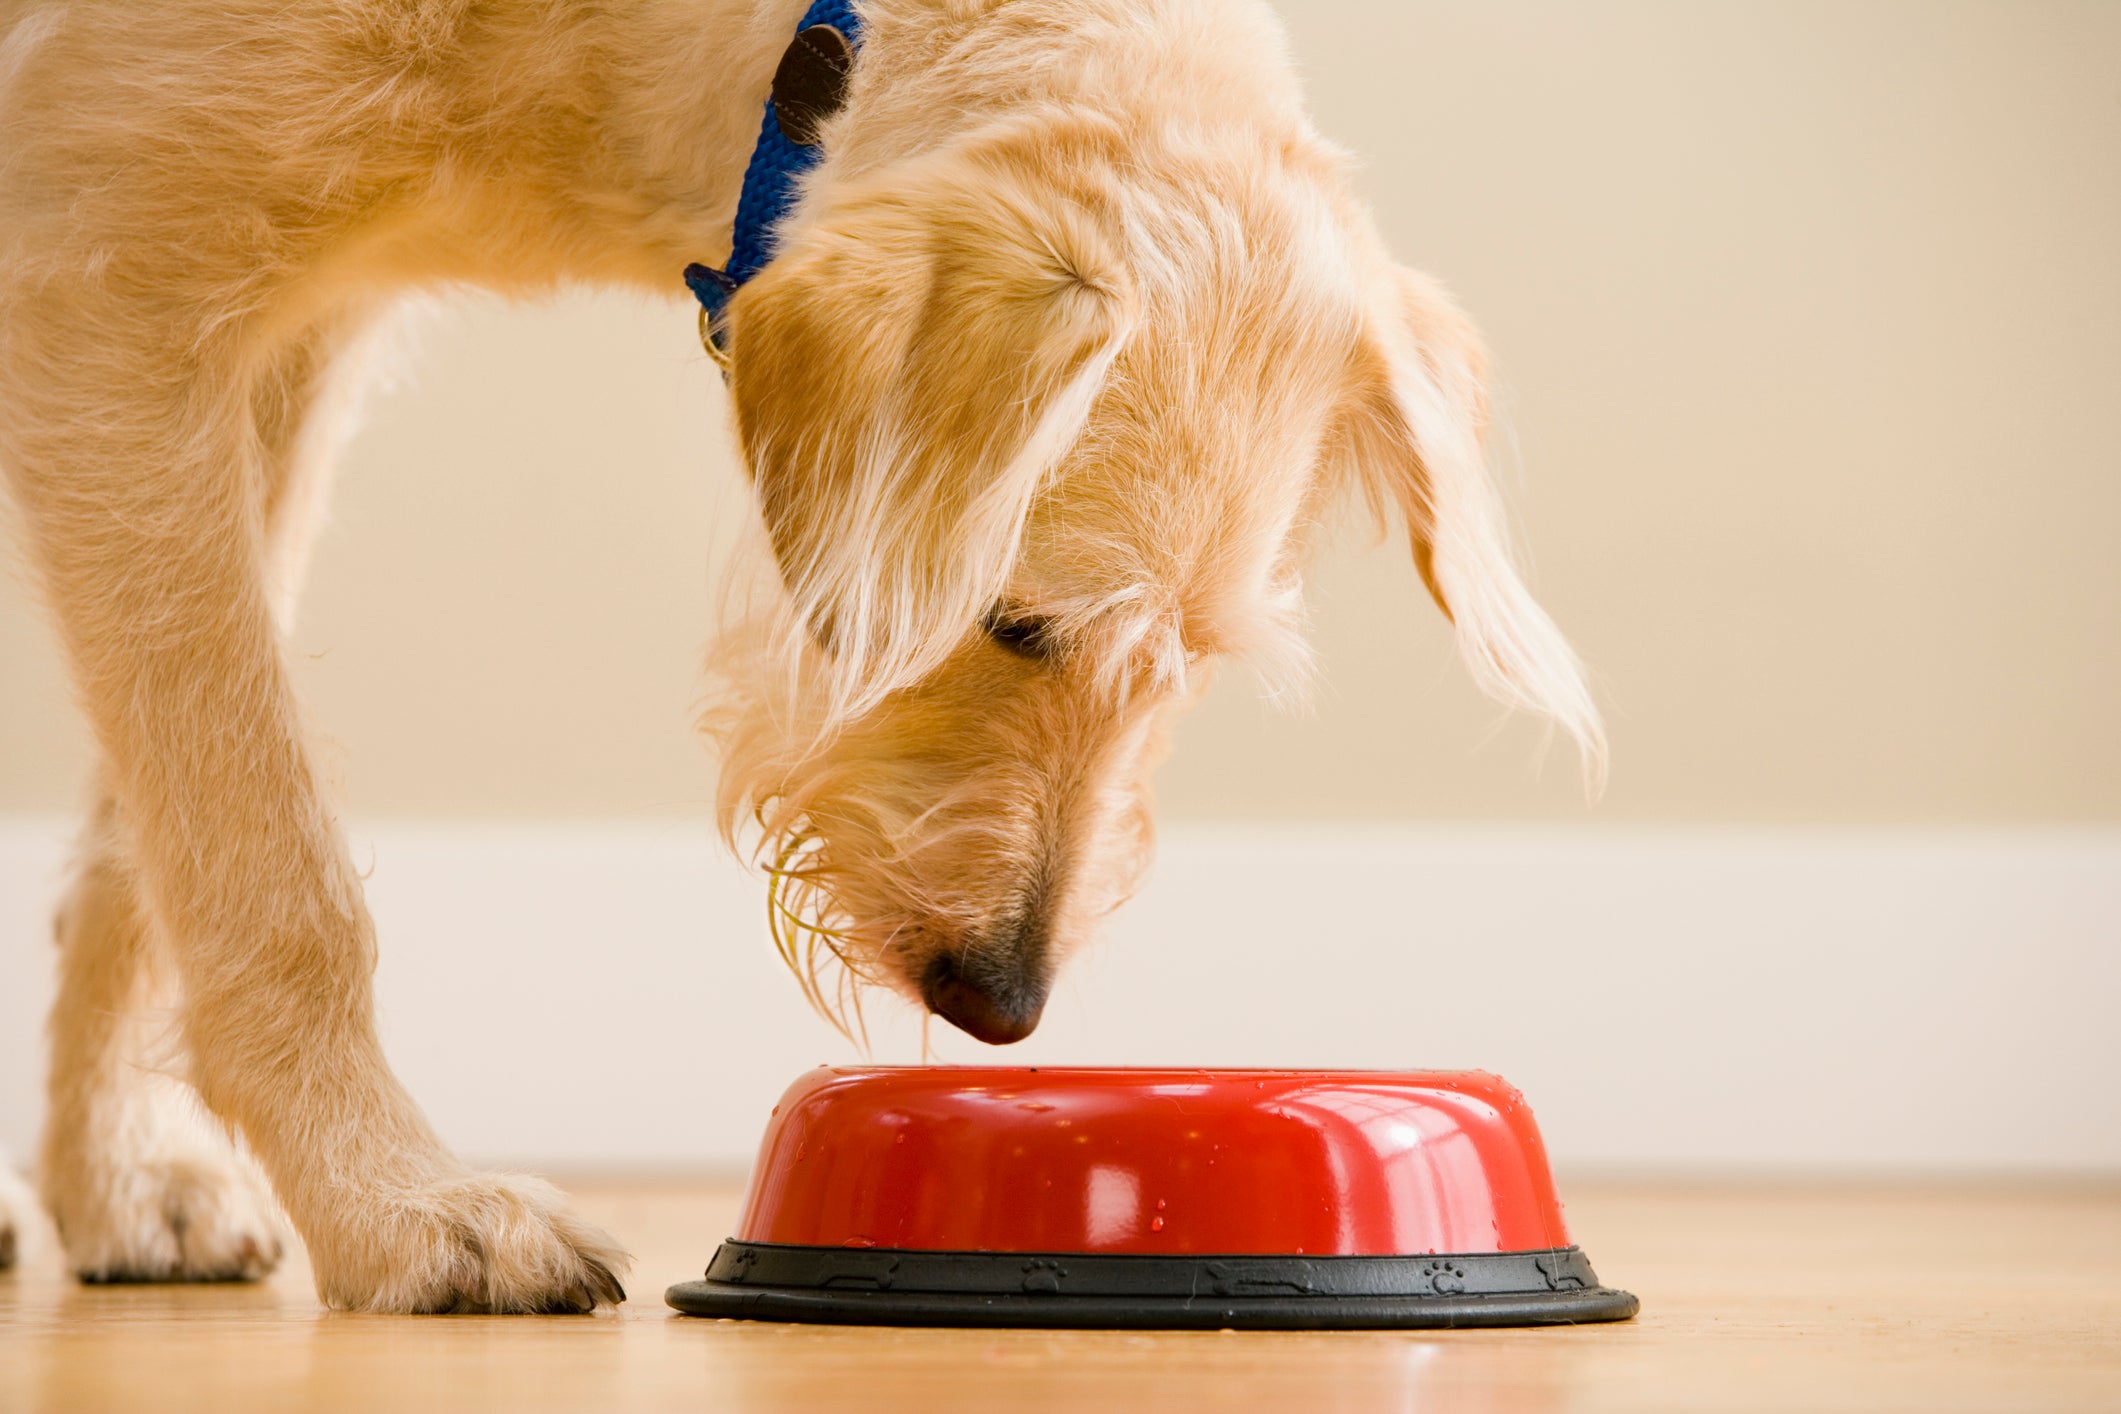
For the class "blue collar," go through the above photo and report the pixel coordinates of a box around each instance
[685,0,866,365]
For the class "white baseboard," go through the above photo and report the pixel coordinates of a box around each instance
[3,818,2117,1174]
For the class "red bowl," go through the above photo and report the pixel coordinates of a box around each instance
[668,1066,1636,1329]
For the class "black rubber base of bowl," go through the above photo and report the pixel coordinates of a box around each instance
[666,1240,1639,1330]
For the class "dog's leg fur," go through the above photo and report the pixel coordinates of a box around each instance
[35,327,390,1285]
[5,297,625,1310]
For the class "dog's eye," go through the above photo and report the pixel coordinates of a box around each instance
[984,607,1054,661]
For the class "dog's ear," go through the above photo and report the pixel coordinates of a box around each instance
[727,127,1137,717]
[1335,264,1607,790]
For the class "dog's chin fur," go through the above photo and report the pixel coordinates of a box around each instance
[0,0,1602,1311]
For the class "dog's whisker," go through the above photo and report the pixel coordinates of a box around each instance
[765,862,844,1033]
[757,819,890,1048]
[763,867,812,1005]
[773,903,853,943]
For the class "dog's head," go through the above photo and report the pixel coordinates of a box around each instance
[707,50,1601,1044]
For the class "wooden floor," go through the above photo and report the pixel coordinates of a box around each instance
[2,1177,2117,1412]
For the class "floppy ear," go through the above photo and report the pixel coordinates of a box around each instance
[1336,264,1607,789]
[727,127,1137,717]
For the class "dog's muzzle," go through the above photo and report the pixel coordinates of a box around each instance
[920,947,1049,1046]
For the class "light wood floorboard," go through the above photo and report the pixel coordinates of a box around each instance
[3,1178,2116,1411]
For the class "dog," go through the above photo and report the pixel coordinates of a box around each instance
[0,0,1602,1310]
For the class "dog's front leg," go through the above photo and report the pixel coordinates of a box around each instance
[3,328,626,1314]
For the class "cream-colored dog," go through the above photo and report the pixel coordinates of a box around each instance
[0,0,1601,1310]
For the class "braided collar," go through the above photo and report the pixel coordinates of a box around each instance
[684,0,865,367]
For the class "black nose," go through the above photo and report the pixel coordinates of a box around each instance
[921,949,1047,1045]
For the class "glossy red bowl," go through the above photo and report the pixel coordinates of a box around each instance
[668,1067,1636,1328]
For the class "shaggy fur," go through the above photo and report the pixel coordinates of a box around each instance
[0,0,1601,1311]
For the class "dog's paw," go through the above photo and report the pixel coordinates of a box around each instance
[310,1172,628,1314]
[55,1153,286,1283]
[0,1157,41,1270]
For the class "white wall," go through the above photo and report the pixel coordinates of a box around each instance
[4,820,2115,1176]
